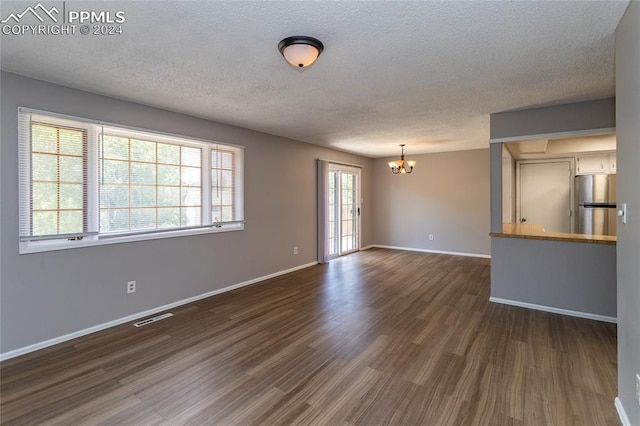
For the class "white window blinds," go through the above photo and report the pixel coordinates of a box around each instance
[99,133,203,234]
[17,108,244,252]
[211,146,235,224]
[18,110,92,241]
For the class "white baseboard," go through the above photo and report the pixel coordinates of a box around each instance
[370,244,491,259]
[360,245,375,251]
[0,261,318,362]
[615,397,631,426]
[489,297,617,324]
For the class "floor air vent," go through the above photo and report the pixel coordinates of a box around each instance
[133,313,173,327]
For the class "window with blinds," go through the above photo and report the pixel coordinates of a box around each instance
[99,134,202,233]
[211,148,234,223]
[31,123,86,235]
[18,108,244,254]
[19,113,91,240]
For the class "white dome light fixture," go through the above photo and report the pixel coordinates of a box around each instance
[278,36,324,69]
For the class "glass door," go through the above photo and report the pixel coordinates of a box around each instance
[328,166,360,257]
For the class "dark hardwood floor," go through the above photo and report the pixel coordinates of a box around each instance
[0,248,618,425]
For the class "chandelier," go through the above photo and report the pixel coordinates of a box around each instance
[387,144,416,174]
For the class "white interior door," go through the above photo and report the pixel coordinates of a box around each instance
[328,166,360,257]
[519,161,572,233]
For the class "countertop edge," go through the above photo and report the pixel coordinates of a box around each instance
[489,232,617,245]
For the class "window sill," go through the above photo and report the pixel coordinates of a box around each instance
[19,223,244,255]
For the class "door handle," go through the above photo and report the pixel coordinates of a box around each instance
[357,207,360,216]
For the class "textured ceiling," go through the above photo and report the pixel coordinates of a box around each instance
[0,1,629,157]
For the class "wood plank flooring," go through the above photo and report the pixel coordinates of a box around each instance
[0,248,618,425]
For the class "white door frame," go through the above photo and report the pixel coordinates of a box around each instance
[328,164,361,258]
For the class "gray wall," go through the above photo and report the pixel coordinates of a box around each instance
[491,238,616,317]
[502,145,514,224]
[372,149,490,256]
[615,2,640,423]
[490,98,616,141]
[490,143,503,232]
[0,72,373,354]
[489,99,617,318]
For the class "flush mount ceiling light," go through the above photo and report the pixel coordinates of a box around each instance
[278,36,324,69]
[388,144,417,174]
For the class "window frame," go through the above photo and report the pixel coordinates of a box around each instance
[18,108,245,255]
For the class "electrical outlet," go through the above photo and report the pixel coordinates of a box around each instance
[636,374,640,406]
[428,234,434,241]
[127,281,136,294]
[293,246,298,255]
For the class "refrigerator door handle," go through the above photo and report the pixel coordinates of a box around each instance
[582,204,617,209]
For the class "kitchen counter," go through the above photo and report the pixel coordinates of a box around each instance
[490,223,617,245]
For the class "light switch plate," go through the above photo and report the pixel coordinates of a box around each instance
[618,203,628,224]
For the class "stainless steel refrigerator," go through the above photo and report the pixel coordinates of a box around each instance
[574,174,617,236]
